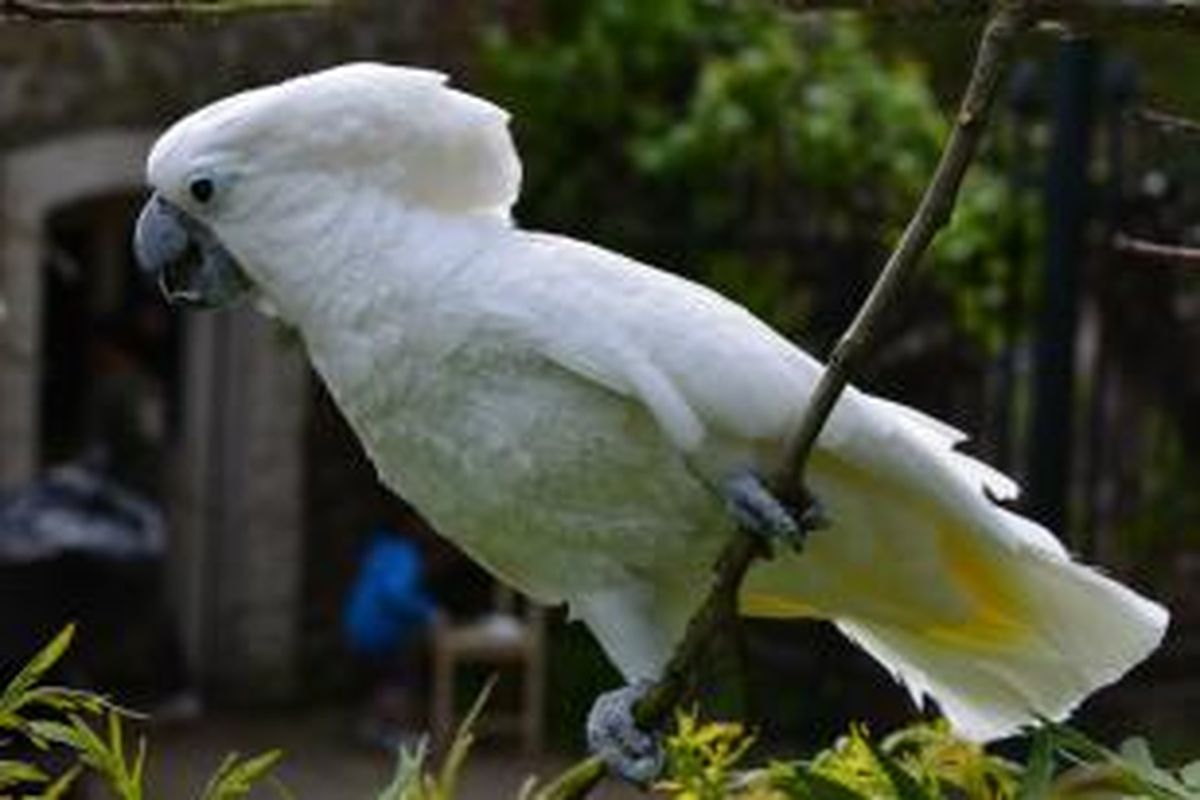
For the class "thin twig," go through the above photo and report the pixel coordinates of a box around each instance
[538,3,1031,799]
[762,0,990,19]
[780,0,1030,479]
[1132,107,1200,138]
[1113,233,1200,269]
[0,0,329,22]
[764,0,1200,31]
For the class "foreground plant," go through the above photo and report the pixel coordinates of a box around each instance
[0,626,285,799]
[2,628,1198,798]
[655,712,1200,800]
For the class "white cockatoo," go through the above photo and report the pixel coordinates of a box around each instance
[134,63,1167,781]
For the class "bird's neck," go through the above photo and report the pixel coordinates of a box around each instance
[237,200,510,402]
[251,199,507,320]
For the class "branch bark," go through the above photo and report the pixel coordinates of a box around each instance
[1113,233,1200,268]
[538,3,1032,799]
[778,0,1029,482]
[1133,107,1200,138]
[0,0,328,22]
[764,0,1200,31]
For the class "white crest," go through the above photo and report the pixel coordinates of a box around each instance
[149,62,522,215]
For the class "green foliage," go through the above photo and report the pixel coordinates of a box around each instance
[480,0,1038,350]
[656,712,1200,800]
[0,626,285,799]
[659,712,756,799]
[199,750,289,800]
[3,629,1198,798]
[928,169,1042,354]
[372,678,495,800]
[1039,722,1200,800]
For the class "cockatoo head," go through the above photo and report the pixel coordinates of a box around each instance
[134,62,521,308]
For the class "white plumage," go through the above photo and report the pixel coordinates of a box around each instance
[144,63,1168,741]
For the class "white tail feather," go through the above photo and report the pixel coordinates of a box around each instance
[749,394,1169,741]
[835,551,1168,741]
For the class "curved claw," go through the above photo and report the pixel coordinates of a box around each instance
[585,680,665,786]
[723,468,821,552]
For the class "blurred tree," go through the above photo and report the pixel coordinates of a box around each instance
[480,0,1039,365]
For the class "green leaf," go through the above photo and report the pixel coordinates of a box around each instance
[1180,761,1200,789]
[436,676,496,800]
[1120,737,1159,769]
[108,710,125,774]
[1042,720,1118,765]
[866,738,936,800]
[0,625,75,720]
[376,740,429,800]
[198,749,285,800]
[199,753,241,800]
[780,765,872,799]
[40,764,84,800]
[1045,723,1191,800]
[129,736,148,797]
[0,759,49,788]
[67,713,112,768]
[15,685,104,716]
[1116,737,1200,798]
[27,719,85,750]
[1017,727,1055,800]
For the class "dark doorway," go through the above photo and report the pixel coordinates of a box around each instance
[1,192,191,705]
[39,192,181,487]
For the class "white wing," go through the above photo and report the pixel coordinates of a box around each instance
[490,232,829,454]
[477,230,1167,740]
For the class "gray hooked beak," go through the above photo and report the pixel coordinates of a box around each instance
[133,193,251,308]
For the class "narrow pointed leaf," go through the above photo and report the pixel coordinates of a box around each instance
[866,738,935,800]
[1,626,75,712]
[41,764,83,800]
[0,759,48,788]
[1180,761,1200,789]
[781,766,872,800]
[1017,727,1055,800]
[436,676,496,800]
[201,750,284,800]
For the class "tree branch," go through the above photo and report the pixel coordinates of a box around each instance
[1133,107,1200,138]
[1113,233,1200,269]
[764,0,1200,31]
[0,0,329,22]
[538,3,1031,799]
[779,0,1029,479]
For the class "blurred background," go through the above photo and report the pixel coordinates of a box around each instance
[0,0,1197,792]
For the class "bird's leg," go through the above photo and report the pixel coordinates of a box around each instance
[722,468,826,552]
[586,679,664,786]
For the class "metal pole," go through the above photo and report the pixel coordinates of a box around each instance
[997,60,1041,474]
[1028,38,1097,534]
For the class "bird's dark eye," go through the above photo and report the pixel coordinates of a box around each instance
[189,177,215,204]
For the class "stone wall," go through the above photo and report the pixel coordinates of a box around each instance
[0,1,520,148]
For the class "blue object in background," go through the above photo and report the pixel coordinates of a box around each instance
[343,529,435,657]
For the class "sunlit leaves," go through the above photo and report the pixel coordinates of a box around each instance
[2,627,1197,799]
[0,626,285,799]
[655,712,1198,800]
[481,2,1036,350]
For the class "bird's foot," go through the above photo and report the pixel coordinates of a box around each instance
[722,468,826,553]
[586,680,665,787]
